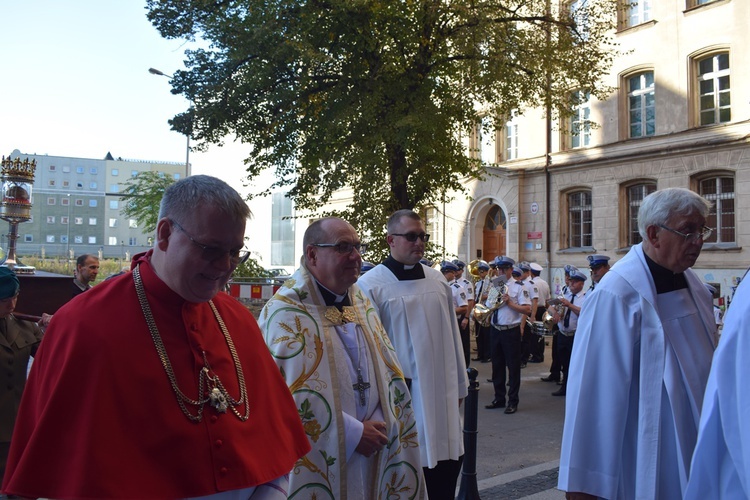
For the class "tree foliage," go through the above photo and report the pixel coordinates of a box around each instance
[119,171,175,234]
[146,0,618,240]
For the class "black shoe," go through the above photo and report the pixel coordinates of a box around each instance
[551,388,566,396]
[485,400,505,409]
[541,376,560,383]
[504,405,517,414]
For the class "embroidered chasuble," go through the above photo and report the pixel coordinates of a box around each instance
[260,263,425,499]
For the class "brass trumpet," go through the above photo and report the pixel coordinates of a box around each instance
[473,282,508,327]
[542,296,566,331]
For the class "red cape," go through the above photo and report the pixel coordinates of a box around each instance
[3,253,310,499]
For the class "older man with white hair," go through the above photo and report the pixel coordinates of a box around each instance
[559,187,718,499]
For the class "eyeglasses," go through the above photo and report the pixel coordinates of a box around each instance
[658,225,713,243]
[170,219,250,265]
[390,232,430,242]
[311,242,368,255]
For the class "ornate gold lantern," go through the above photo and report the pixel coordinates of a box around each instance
[0,155,36,274]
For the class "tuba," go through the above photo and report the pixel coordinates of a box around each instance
[473,281,508,327]
[542,296,566,331]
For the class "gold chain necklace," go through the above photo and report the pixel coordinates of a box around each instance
[133,265,250,422]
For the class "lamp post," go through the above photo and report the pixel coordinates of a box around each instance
[148,67,191,178]
[66,193,71,270]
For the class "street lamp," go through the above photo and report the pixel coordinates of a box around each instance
[66,193,71,271]
[149,67,191,178]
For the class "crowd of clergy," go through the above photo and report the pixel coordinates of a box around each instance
[1,181,749,500]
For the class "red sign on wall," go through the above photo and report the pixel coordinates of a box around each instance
[527,232,543,240]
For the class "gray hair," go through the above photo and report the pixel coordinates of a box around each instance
[387,209,422,233]
[638,188,711,239]
[158,175,251,223]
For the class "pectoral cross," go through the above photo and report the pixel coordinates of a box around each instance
[353,368,370,407]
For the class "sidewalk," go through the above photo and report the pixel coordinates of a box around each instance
[466,337,566,499]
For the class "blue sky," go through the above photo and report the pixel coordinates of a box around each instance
[0,1,253,188]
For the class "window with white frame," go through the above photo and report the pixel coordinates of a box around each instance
[699,175,735,244]
[479,115,498,164]
[505,114,520,161]
[628,72,655,137]
[621,0,651,28]
[567,190,592,248]
[626,182,656,246]
[570,91,591,148]
[697,53,730,126]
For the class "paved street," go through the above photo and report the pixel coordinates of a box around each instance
[462,338,566,499]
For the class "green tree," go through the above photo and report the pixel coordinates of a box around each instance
[146,0,617,240]
[119,171,175,234]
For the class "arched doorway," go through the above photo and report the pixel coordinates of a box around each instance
[482,205,506,260]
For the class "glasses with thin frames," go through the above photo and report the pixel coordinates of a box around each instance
[311,242,368,255]
[658,225,713,243]
[390,232,431,242]
[170,219,250,265]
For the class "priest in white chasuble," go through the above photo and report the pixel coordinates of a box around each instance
[260,217,425,500]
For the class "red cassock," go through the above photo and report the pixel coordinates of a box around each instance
[3,253,310,499]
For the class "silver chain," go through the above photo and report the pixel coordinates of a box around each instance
[133,265,250,422]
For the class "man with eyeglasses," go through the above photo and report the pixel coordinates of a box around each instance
[260,217,425,499]
[358,209,467,500]
[3,176,310,499]
[559,188,718,500]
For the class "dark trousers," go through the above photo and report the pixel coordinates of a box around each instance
[490,325,522,406]
[557,333,575,390]
[475,322,491,360]
[458,315,470,367]
[547,329,562,381]
[423,456,464,500]
[520,323,533,363]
